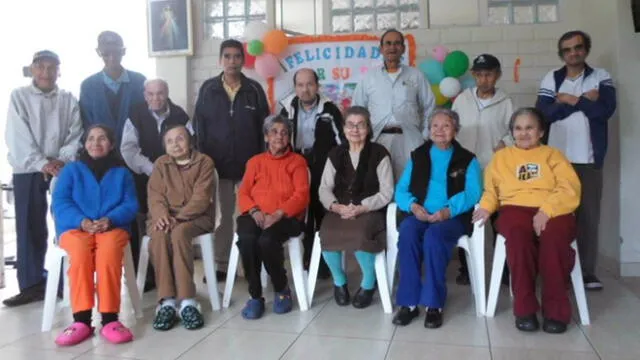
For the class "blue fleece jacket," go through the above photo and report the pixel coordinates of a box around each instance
[79,70,146,145]
[395,145,482,217]
[52,161,139,237]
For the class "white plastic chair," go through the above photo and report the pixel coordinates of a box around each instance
[486,235,590,325]
[306,231,393,313]
[222,233,308,311]
[41,241,142,332]
[136,170,222,311]
[385,203,487,317]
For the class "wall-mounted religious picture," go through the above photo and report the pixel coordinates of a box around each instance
[147,0,193,57]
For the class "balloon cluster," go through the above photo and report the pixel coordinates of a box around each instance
[243,21,288,79]
[418,45,475,108]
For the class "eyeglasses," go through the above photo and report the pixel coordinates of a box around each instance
[345,122,367,130]
[560,44,585,55]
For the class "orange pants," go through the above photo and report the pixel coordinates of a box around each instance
[59,229,129,314]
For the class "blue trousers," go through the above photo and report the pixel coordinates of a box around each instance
[395,215,465,308]
[13,173,49,291]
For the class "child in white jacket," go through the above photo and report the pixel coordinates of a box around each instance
[452,53,513,285]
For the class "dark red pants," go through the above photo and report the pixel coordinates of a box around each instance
[497,206,576,323]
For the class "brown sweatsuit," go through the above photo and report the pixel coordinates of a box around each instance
[147,150,216,301]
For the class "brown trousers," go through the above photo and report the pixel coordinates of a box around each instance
[149,216,212,301]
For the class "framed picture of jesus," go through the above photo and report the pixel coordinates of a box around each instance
[147,0,193,57]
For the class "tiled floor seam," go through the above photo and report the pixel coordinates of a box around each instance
[383,324,398,360]
[277,299,332,360]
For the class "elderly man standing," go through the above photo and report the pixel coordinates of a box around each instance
[193,39,270,280]
[121,78,190,211]
[279,68,344,276]
[80,31,146,145]
[352,29,435,180]
[3,50,83,307]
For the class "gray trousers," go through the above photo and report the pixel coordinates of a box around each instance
[215,179,241,269]
[573,164,603,276]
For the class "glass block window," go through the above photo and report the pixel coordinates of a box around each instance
[204,0,267,39]
[330,0,420,33]
[488,0,558,25]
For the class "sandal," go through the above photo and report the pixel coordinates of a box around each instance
[55,322,94,346]
[100,321,133,344]
[180,305,204,330]
[153,305,178,331]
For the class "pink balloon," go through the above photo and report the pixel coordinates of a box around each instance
[432,45,450,62]
[254,53,281,79]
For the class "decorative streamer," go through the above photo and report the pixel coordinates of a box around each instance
[514,57,521,83]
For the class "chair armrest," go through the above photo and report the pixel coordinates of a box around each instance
[386,203,398,232]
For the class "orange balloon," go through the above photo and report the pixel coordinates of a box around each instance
[263,30,288,55]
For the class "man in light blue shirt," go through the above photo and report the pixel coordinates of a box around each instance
[352,29,435,181]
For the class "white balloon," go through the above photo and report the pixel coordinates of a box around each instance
[439,77,462,98]
[244,21,270,41]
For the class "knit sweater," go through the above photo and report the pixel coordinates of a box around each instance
[52,161,139,236]
[479,145,581,218]
[238,149,310,218]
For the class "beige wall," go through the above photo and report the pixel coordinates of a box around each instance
[157,0,637,275]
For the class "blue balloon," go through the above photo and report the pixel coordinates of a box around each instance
[459,73,476,90]
[419,59,446,85]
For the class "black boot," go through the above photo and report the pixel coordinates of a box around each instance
[515,314,540,332]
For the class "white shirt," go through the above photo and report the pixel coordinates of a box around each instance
[473,88,493,110]
[120,107,193,176]
[295,101,319,151]
[539,68,611,164]
[5,84,83,174]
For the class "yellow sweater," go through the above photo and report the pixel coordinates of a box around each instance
[479,145,581,218]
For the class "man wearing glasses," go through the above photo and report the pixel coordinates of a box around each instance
[79,31,146,146]
[352,29,435,181]
[536,30,617,291]
[3,51,83,306]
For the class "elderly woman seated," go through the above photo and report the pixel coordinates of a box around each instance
[393,108,482,329]
[147,124,216,331]
[473,107,581,334]
[317,106,393,308]
[52,125,138,346]
[236,114,310,320]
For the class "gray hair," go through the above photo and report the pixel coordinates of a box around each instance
[428,108,461,132]
[263,114,293,135]
[143,78,169,94]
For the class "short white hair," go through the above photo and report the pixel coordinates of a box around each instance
[428,108,461,132]
[143,78,169,94]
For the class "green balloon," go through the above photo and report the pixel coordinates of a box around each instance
[443,51,470,78]
[442,101,452,109]
[247,39,264,56]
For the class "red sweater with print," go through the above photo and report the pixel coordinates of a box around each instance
[238,150,310,218]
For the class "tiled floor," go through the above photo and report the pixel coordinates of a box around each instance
[1,261,640,360]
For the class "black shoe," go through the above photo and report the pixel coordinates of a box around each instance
[2,285,45,307]
[455,270,470,286]
[583,274,603,291]
[392,306,419,326]
[542,318,567,334]
[424,308,443,329]
[352,287,375,309]
[334,284,350,306]
[515,314,540,332]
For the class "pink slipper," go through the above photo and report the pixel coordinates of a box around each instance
[55,322,94,346]
[100,321,133,344]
